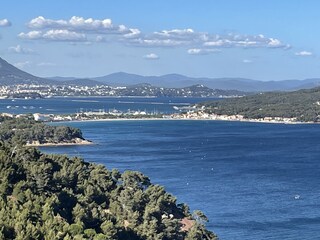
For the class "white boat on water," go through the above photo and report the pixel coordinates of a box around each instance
[173,105,195,111]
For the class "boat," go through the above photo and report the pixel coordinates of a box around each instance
[173,105,195,111]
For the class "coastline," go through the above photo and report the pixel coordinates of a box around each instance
[25,139,93,147]
[52,117,314,125]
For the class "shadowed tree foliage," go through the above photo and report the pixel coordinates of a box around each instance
[0,118,216,240]
[0,117,84,145]
[0,119,217,240]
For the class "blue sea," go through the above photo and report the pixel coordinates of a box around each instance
[42,120,320,240]
[4,97,320,239]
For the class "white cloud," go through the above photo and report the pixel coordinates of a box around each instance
[126,29,290,50]
[27,16,131,34]
[123,28,141,38]
[21,16,142,43]
[0,19,11,27]
[128,28,208,47]
[267,38,291,49]
[14,61,31,69]
[295,51,313,56]
[143,53,159,60]
[96,28,141,42]
[268,38,281,47]
[28,16,66,29]
[20,16,291,53]
[132,38,187,47]
[67,16,113,31]
[242,59,253,63]
[8,45,35,54]
[43,30,86,41]
[18,31,43,39]
[203,34,289,49]
[154,28,195,38]
[187,48,221,55]
[204,39,230,47]
[19,30,87,42]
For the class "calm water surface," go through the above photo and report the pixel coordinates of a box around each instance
[0,97,214,114]
[42,120,320,240]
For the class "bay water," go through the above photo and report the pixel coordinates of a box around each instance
[42,120,320,240]
[3,97,319,239]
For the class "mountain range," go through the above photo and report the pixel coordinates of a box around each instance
[88,73,320,91]
[2,57,320,92]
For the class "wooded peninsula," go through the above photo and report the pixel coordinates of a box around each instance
[0,117,217,239]
[198,87,320,123]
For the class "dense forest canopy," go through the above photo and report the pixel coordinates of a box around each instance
[199,87,320,122]
[0,117,217,239]
[0,117,84,145]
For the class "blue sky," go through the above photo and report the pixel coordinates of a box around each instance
[0,0,319,80]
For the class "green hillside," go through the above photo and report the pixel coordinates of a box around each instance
[0,117,85,145]
[199,87,320,122]
[0,118,217,240]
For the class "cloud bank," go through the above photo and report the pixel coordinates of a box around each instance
[19,16,138,42]
[203,34,289,49]
[18,16,291,53]
[27,16,130,34]
[19,29,87,42]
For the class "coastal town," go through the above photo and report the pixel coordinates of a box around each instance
[0,107,300,124]
[0,83,245,98]
[172,109,299,123]
[0,84,130,98]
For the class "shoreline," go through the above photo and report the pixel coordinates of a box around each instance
[50,117,315,125]
[25,139,93,147]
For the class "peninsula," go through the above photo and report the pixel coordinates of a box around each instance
[0,115,217,239]
[0,116,92,146]
[189,87,320,123]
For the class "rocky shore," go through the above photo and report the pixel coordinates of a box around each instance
[25,138,93,147]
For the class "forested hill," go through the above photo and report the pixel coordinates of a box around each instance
[0,117,88,146]
[0,144,216,239]
[0,118,217,239]
[198,87,320,122]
